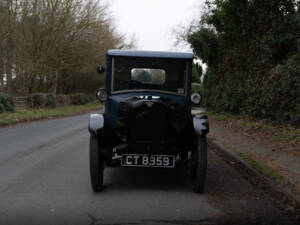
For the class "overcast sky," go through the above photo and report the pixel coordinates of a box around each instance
[109,0,202,52]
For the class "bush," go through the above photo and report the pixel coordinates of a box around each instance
[46,93,56,108]
[86,94,95,103]
[27,93,46,108]
[70,94,82,105]
[188,1,299,127]
[26,93,94,108]
[0,93,14,113]
[70,93,94,105]
[27,93,57,109]
[192,83,202,94]
[56,94,71,106]
[79,93,90,104]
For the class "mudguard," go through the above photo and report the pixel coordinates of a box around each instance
[193,114,209,135]
[88,114,104,136]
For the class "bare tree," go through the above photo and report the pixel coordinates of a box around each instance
[0,0,134,95]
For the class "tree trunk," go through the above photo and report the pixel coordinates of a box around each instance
[6,0,13,96]
[6,53,13,95]
[53,70,58,97]
[14,54,22,96]
[0,60,4,93]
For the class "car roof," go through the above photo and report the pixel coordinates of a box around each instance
[107,49,194,59]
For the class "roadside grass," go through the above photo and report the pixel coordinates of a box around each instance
[236,152,285,184]
[0,102,101,126]
[206,111,300,148]
[222,143,285,184]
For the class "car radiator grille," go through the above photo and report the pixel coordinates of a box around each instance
[130,103,168,145]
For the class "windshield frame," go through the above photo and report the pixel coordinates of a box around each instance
[110,57,189,97]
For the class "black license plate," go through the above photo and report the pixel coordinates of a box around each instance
[121,154,175,168]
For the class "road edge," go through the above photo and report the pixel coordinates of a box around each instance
[0,107,101,129]
[207,137,300,217]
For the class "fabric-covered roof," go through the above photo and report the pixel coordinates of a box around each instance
[107,49,194,59]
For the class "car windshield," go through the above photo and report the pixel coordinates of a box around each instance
[112,57,188,95]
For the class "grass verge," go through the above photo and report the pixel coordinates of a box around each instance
[0,102,101,126]
[206,111,300,148]
[222,143,285,184]
[237,152,285,184]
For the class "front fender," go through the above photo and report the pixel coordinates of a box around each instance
[88,114,104,136]
[193,114,209,135]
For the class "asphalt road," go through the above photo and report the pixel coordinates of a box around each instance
[0,113,297,225]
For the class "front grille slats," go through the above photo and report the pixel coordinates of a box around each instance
[130,103,168,144]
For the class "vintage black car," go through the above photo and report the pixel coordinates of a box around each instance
[88,50,209,193]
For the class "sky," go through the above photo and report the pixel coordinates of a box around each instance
[109,0,202,52]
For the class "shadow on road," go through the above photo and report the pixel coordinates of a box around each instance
[103,166,191,192]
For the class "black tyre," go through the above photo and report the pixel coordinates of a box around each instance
[89,134,104,192]
[192,135,207,193]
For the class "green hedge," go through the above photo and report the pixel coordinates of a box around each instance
[46,93,56,108]
[27,93,95,108]
[192,83,203,94]
[0,93,14,113]
[27,93,56,109]
[0,93,95,112]
[188,0,299,127]
[56,94,71,106]
[70,93,94,105]
[27,93,45,108]
[202,54,300,126]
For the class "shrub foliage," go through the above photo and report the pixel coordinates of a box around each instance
[0,93,14,113]
[26,93,94,109]
[70,93,94,105]
[188,0,300,126]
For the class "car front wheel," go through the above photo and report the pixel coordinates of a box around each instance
[192,135,207,193]
[89,134,104,192]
